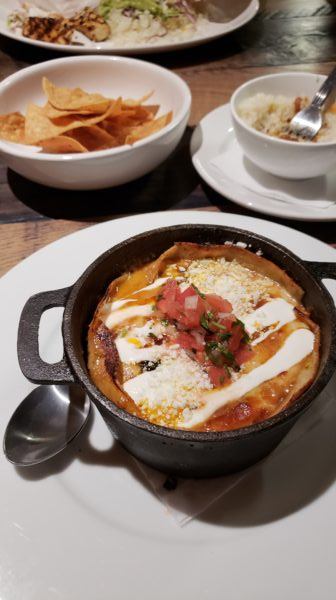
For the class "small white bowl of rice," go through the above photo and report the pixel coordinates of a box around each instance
[230,72,336,179]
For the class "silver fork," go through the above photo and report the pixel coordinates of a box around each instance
[290,66,336,140]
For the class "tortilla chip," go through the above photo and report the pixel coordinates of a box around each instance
[42,77,110,113]
[0,112,26,143]
[0,80,172,154]
[68,125,118,151]
[123,91,154,107]
[100,120,133,145]
[125,111,173,144]
[42,102,99,119]
[25,103,111,144]
[114,104,160,125]
[140,104,160,118]
[40,136,88,153]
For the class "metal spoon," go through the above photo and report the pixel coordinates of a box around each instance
[3,384,90,467]
[290,66,336,139]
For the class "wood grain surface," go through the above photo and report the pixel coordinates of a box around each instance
[0,0,336,276]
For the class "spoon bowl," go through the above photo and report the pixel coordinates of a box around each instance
[3,384,90,467]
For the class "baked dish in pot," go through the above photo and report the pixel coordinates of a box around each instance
[88,242,320,433]
[17,225,336,477]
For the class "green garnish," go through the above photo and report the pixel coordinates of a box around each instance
[200,311,215,331]
[219,333,231,342]
[210,320,227,331]
[148,332,159,341]
[200,311,231,334]
[99,0,181,20]
[221,349,235,363]
[205,342,222,366]
[191,283,206,299]
[205,341,239,370]
[161,318,169,326]
[233,318,251,343]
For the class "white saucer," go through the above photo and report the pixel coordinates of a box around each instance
[1,211,336,599]
[191,104,336,221]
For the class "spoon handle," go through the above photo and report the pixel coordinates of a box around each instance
[311,66,336,110]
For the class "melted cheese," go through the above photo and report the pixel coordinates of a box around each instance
[178,329,315,429]
[102,267,315,429]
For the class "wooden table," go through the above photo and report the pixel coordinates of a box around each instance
[1,0,336,277]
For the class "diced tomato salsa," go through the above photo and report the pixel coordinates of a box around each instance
[156,279,253,387]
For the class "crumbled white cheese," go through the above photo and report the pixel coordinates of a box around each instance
[123,352,212,426]
[184,258,275,317]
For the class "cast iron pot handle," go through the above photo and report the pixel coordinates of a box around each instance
[305,261,336,281]
[17,287,75,385]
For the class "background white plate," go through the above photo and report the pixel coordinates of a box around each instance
[191,104,336,221]
[1,210,336,600]
[0,0,259,54]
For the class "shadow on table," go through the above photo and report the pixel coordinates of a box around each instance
[15,375,336,529]
[7,127,199,220]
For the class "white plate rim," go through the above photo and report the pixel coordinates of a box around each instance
[0,0,259,54]
[191,103,336,222]
[1,209,336,600]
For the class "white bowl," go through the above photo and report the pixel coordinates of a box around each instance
[0,56,191,190]
[230,72,336,179]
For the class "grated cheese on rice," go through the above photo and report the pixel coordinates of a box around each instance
[237,93,336,143]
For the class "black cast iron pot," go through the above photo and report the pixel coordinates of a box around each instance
[17,225,336,477]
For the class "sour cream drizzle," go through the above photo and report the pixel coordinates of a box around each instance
[115,337,165,363]
[105,304,153,329]
[242,298,296,345]
[104,278,168,327]
[179,328,315,429]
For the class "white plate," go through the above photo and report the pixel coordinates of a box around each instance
[0,0,259,54]
[191,104,336,221]
[1,210,336,600]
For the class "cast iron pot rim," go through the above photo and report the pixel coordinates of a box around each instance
[63,223,336,443]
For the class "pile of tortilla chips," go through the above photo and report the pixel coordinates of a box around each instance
[0,78,173,153]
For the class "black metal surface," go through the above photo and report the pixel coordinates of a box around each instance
[17,225,336,477]
[17,287,75,384]
[304,261,336,280]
